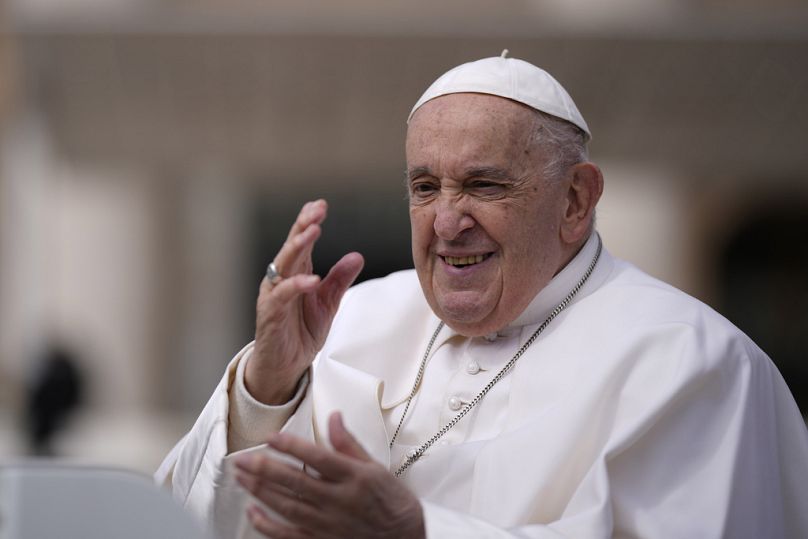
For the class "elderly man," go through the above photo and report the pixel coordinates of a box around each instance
[157,55,808,538]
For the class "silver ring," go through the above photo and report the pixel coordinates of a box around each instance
[266,262,283,285]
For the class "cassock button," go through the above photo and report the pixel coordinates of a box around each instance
[448,396,463,411]
[466,361,481,375]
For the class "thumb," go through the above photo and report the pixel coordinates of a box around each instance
[328,411,371,461]
[318,252,364,309]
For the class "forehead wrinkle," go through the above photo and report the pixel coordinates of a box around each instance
[406,94,543,183]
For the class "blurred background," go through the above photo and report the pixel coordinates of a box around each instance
[1,0,806,474]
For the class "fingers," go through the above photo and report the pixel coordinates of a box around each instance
[272,222,322,283]
[328,412,372,461]
[264,431,357,481]
[237,429,424,539]
[258,417,373,484]
[286,199,327,244]
[245,505,307,539]
[242,482,327,531]
[235,451,330,502]
[245,505,285,539]
[269,200,327,285]
[318,252,365,309]
[259,273,320,314]
[235,453,334,532]
[262,201,364,305]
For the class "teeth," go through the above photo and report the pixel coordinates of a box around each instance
[444,254,486,266]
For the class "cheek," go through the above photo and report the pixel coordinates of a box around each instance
[409,208,433,249]
[498,207,556,268]
[409,212,434,272]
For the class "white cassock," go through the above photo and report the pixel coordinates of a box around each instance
[156,234,808,538]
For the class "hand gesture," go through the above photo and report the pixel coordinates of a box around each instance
[235,412,425,539]
[248,200,364,404]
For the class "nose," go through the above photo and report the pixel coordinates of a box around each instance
[433,194,475,240]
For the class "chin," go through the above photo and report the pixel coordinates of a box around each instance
[429,290,496,333]
[436,305,498,337]
[441,318,500,338]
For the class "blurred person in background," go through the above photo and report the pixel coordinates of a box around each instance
[24,343,84,456]
[156,54,808,538]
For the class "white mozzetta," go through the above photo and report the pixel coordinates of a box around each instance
[157,237,808,539]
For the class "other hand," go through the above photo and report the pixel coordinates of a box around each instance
[235,412,425,539]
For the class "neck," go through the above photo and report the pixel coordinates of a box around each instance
[554,232,592,278]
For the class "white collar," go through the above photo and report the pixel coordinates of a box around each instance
[510,232,602,329]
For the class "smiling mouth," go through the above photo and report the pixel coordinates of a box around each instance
[441,253,492,267]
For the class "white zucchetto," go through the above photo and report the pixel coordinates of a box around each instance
[408,51,591,141]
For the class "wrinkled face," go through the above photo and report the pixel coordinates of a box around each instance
[406,93,570,337]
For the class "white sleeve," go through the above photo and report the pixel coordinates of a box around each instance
[154,342,316,539]
[227,347,309,453]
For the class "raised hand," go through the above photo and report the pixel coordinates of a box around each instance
[247,200,364,404]
[235,412,425,539]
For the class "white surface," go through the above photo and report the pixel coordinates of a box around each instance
[0,462,212,539]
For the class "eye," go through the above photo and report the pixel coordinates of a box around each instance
[468,180,506,196]
[470,180,497,188]
[409,180,438,199]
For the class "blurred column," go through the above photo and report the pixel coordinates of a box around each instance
[596,161,696,296]
[167,167,248,414]
[0,114,53,395]
[0,8,30,456]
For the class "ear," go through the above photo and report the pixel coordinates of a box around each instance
[560,162,603,244]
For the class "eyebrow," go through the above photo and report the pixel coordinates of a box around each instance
[406,165,513,182]
[406,166,432,181]
[464,167,512,181]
